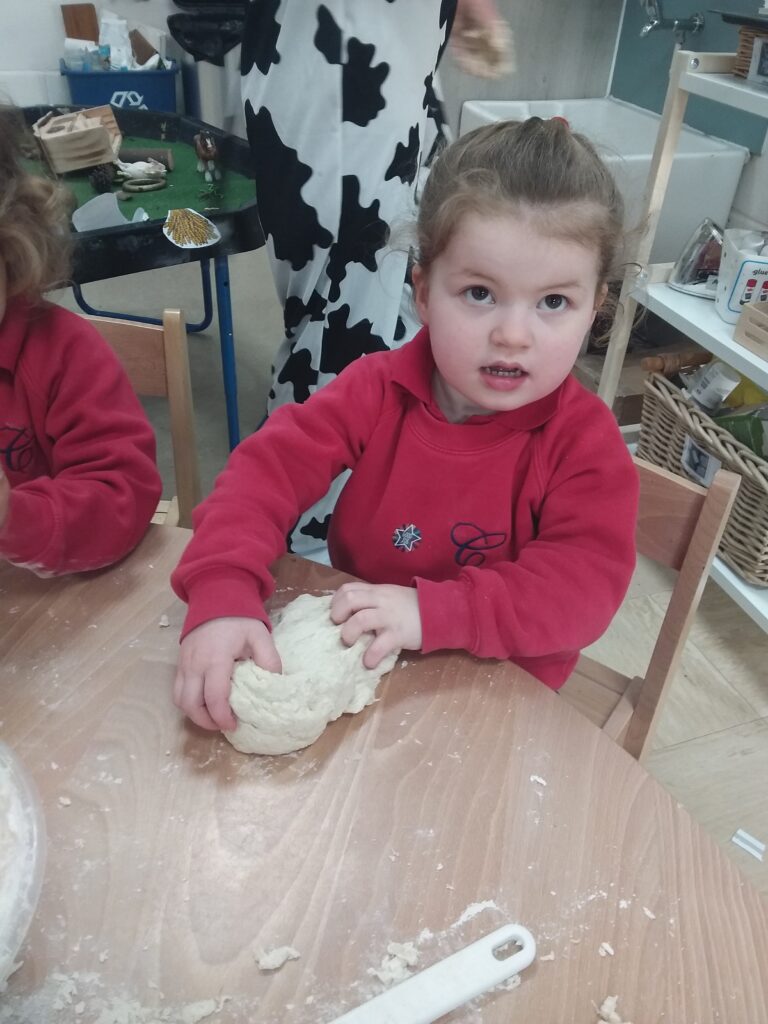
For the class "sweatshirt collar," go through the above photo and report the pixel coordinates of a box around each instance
[390,326,566,431]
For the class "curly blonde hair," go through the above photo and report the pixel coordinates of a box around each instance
[0,106,72,303]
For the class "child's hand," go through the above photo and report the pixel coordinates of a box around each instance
[173,617,282,732]
[330,583,422,669]
[0,469,9,531]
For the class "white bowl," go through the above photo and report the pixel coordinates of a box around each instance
[0,742,46,990]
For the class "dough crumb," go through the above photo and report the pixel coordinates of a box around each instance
[368,941,419,984]
[529,775,547,786]
[642,906,656,919]
[496,973,521,991]
[58,795,71,807]
[181,999,220,1023]
[598,942,615,957]
[158,614,170,628]
[255,946,301,971]
[539,951,555,961]
[596,994,633,1023]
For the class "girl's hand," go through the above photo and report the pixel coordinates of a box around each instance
[330,583,422,669]
[173,617,282,732]
[0,469,9,532]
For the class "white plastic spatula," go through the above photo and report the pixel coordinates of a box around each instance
[326,923,536,1024]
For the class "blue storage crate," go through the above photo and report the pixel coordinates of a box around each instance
[60,61,179,113]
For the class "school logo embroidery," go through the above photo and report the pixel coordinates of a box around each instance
[450,522,507,567]
[393,523,422,552]
[0,425,35,472]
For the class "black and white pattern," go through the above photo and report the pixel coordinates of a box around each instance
[242,0,456,557]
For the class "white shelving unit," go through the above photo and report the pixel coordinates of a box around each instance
[599,49,768,632]
[631,281,768,392]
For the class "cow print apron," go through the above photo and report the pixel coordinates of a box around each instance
[242,0,457,559]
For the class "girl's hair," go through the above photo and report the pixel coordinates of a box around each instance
[0,106,72,303]
[417,117,625,286]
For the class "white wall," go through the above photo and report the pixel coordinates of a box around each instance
[2,0,622,125]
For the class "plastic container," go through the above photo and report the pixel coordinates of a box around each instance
[60,60,179,113]
[0,743,46,991]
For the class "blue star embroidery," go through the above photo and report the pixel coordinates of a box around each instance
[393,523,422,552]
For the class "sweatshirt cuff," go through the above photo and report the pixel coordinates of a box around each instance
[178,567,271,640]
[415,576,477,654]
[0,490,58,572]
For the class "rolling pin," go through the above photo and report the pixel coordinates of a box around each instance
[118,147,175,171]
[641,349,712,376]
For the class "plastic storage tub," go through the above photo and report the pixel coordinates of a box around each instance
[60,60,179,113]
[0,743,46,990]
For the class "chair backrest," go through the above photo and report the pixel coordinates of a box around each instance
[623,456,740,758]
[84,309,202,529]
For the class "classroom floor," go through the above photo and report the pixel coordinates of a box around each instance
[51,248,768,896]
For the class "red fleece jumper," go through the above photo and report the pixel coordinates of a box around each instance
[172,328,639,687]
[0,298,162,575]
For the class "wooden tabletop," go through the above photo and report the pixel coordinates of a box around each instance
[2,526,767,1023]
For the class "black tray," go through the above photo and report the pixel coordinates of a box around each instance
[23,105,264,285]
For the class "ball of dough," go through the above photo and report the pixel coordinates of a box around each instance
[225,594,400,755]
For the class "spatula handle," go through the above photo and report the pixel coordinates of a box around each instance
[326,923,536,1024]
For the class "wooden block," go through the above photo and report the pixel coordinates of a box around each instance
[33,105,122,174]
[734,302,768,360]
[129,29,157,66]
[61,3,99,43]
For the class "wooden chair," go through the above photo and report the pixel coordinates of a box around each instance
[561,456,740,762]
[84,309,202,529]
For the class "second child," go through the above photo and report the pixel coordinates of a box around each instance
[0,107,162,576]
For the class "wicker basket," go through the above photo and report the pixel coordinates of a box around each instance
[637,373,768,587]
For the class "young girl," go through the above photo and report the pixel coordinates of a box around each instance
[172,117,639,732]
[0,107,162,575]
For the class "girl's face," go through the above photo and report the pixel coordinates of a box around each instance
[412,210,606,422]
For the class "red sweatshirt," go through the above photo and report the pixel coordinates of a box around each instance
[172,328,638,687]
[0,298,162,575]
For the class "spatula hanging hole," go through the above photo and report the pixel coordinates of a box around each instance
[492,938,524,961]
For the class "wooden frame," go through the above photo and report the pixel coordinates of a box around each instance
[597,50,739,409]
[561,456,740,761]
[84,309,202,529]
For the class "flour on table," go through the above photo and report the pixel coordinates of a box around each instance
[225,594,400,755]
[255,945,301,971]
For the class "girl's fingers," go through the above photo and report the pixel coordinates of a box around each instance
[203,666,238,731]
[175,673,221,731]
[340,608,379,648]
[330,583,374,623]
[363,632,395,670]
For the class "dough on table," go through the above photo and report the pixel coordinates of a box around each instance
[225,593,400,755]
